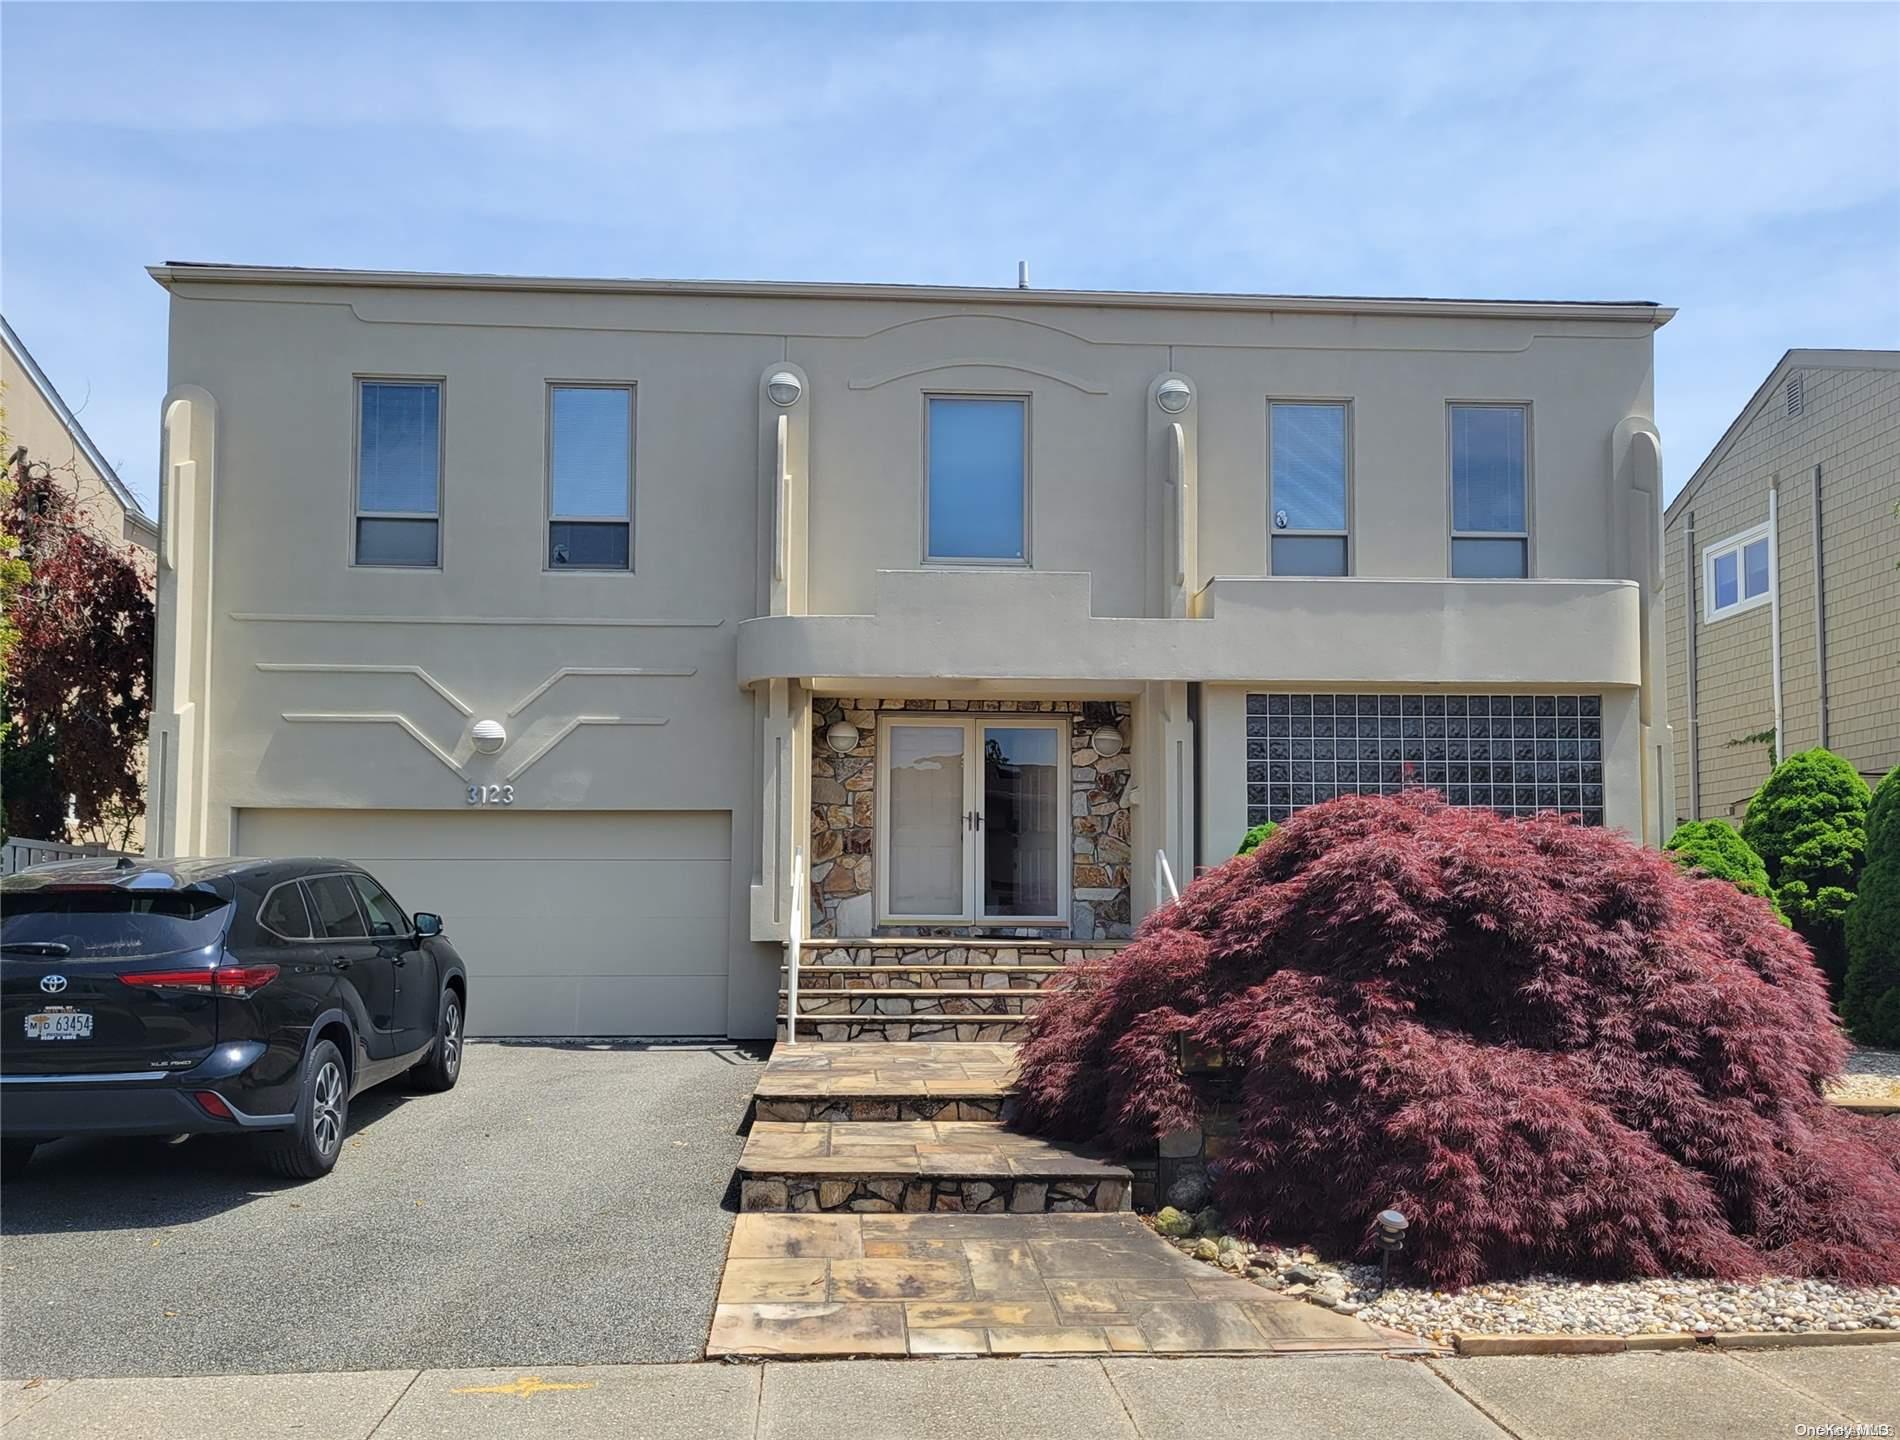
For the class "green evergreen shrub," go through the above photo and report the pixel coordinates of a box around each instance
[1843,766,1900,1046]
[1742,749,1871,991]
[1237,821,1277,856]
[1664,818,1785,922]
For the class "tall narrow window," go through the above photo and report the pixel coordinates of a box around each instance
[1270,401,1349,575]
[356,380,441,566]
[548,384,633,569]
[926,396,1027,562]
[1450,404,1529,577]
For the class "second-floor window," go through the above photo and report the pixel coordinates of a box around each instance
[926,395,1027,563]
[548,384,634,570]
[1703,522,1772,621]
[355,379,441,567]
[1270,401,1349,576]
[1450,403,1530,577]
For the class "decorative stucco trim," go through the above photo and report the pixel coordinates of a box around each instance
[257,662,474,716]
[504,715,667,781]
[850,360,1108,395]
[279,712,463,774]
[504,666,698,717]
[232,612,724,628]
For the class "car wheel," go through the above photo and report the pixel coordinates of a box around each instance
[1,1141,36,1181]
[409,988,463,1093]
[257,1039,349,1180]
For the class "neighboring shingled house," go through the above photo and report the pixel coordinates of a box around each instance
[1664,349,1900,823]
[1,314,156,554]
[2,313,157,852]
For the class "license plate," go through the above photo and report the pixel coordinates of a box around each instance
[25,1010,93,1041]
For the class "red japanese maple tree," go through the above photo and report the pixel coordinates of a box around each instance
[1,449,153,843]
[1014,791,1900,1287]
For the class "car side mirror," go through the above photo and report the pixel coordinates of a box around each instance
[414,912,443,938]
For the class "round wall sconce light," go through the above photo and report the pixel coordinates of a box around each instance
[471,719,508,755]
[1155,378,1192,414]
[825,721,861,754]
[1091,725,1124,758]
[766,371,803,407]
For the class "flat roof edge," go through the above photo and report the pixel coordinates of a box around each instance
[147,263,1674,326]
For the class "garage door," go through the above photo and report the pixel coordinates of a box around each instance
[234,810,731,1038]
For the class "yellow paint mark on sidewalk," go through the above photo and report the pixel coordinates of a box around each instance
[450,1375,598,1399]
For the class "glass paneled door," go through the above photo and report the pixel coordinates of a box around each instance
[878,715,1068,924]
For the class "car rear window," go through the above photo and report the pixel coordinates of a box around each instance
[1,889,233,959]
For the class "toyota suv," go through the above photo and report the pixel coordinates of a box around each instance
[1,856,468,1180]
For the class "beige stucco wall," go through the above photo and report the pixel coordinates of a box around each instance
[1665,358,1900,823]
[146,270,1670,1036]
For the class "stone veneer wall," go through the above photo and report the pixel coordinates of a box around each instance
[810,698,1133,940]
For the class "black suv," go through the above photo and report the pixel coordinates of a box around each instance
[1,856,468,1180]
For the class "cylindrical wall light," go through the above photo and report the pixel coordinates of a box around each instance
[471,719,508,755]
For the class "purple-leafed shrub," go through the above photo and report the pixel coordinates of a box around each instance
[1014,791,1900,1287]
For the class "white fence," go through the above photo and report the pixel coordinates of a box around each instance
[1,837,112,876]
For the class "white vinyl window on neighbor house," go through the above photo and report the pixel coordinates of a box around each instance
[548,383,634,570]
[355,379,442,567]
[1703,522,1773,622]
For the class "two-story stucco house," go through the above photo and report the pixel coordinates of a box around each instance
[144,264,1672,1040]
[1664,350,1900,824]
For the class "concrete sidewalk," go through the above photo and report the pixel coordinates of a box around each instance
[5,1347,1894,1440]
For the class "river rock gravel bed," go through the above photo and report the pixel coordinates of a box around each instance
[1149,1212,1900,1342]
[1833,1046,1900,1105]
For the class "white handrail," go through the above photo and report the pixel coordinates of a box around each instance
[785,854,804,1044]
[1155,848,1180,903]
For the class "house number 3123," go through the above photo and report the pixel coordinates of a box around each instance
[467,784,515,806]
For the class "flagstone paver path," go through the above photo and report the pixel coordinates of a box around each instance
[709,1211,1425,1358]
[714,1042,1436,1359]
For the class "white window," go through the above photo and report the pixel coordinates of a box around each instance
[925,396,1028,563]
[1703,522,1773,621]
[355,379,442,567]
[547,384,634,570]
[1449,403,1530,578]
[1269,401,1350,576]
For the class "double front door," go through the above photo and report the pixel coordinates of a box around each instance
[877,715,1069,925]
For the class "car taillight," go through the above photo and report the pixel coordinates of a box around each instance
[121,965,280,998]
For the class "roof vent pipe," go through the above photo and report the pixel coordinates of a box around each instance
[1017,260,1029,289]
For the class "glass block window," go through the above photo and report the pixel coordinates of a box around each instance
[1244,692,1604,827]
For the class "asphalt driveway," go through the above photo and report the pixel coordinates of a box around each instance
[0,1041,765,1377]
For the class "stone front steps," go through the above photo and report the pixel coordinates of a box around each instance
[777,1014,1033,1042]
[736,1119,1131,1216]
[777,939,1120,1044]
[782,988,1051,1017]
[800,939,1125,967]
[752,1040,1017,1123]
[788,963,1073,989]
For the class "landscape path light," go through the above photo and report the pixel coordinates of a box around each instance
[1375,1208,1409,1291]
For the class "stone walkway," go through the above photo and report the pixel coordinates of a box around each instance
[708,1212,1423,1358]
[716,1042,1427,1359]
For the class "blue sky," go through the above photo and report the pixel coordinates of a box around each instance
[3,2,1896,516]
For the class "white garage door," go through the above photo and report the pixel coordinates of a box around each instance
[234,810,731,1038]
